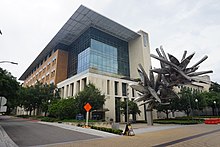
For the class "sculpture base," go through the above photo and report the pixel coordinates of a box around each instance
[146,110,153,126]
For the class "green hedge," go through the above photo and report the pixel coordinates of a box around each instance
[40,117,59,122]
[153,119,202,125]
[91,126,123,135]
[16,115,30,118]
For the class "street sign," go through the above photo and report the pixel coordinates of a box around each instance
[0,97,7,112]
[84,103,92,127]
[0,106,7,112]
[0,97,7,106]
[84,103,92,112]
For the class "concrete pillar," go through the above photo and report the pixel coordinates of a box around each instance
[64,85,68,98]
[118,81,122,96]
[80,79,85,91]
[146,110,153,126]
[73,82,77,96]
[68,84,71,97]
[60,87,64,98]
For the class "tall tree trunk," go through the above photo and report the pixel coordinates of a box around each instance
[29,108,32,116]
[172,111,175,118]
[166,110,169,119]
[44,111,47,117]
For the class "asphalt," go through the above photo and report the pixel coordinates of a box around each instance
[0,116,102,147]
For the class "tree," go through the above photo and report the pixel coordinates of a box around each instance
[178,87,194,116]
[39,83,60,116]
[177,87,207,116]
[18,86,35,115]
[120,100,141,122]
[199,82,220,115]
[19,82,59,116]
[74,83,106,117]
[156,92,180,118]
[48,98,77,119]
[0,67,20,114]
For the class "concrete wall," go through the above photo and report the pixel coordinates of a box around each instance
[128,30,151,79]
[57,72,147,122]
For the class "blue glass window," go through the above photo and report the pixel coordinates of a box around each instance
[77,48,90,73]
[68,27,130,77]
[90,39,118,74]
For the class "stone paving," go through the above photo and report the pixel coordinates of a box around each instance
[45,124,220,147]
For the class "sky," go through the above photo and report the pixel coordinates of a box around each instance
[0,0,220,83]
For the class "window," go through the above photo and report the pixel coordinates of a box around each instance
[43,66,46,73]
[52,57,56,66]
[115,81,119,95]
[107,80,110,95]
[51,70,55,78]
[47,63,51,70]
[90,39,118,75]
[41,77,45,83]
[67,27,130,78]
[115,97,121,122]
[46,74,49,81]
[122,83,127,96]
[132,88,135,97]
[143,33,148,47]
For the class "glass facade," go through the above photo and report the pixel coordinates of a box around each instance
[68,27,130,78]
[77,48,90,73]
[90,39,118,74]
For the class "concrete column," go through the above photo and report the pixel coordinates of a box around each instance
[64,85,68,98]
[75,80,80,94]
[118,81,122,96]
[80,79,85,91]
[60,87,64,98]
[68,84,71,97]
[73,82,77,96]
[146,110,153,126]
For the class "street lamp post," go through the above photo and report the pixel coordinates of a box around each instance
[0,61,18,65]
[195,99,199,116]
[213,101,217,116]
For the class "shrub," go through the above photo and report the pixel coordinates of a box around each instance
[40,117,59,122]
[90,126,123,135]
[153,119,202,125]
[16,115,30,118]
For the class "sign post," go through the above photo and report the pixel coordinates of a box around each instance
[84,103,92,127]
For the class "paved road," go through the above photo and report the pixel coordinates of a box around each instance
[0,116,101,147]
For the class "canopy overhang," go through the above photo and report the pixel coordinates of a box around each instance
[19,5,140,80]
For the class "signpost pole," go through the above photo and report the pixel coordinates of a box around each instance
[85,111,89,127]
[84,103,92,128]
[0,97,2,112]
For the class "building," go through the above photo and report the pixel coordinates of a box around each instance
[19,5,152,122]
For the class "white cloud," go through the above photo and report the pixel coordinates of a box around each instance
[0,0,219,83]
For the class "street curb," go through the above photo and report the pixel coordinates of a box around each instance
[0,125,18,147]
[38,121,119,138]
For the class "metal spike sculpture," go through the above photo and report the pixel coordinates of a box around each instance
[130,46,213,126]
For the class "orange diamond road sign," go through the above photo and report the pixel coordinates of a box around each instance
[84,103,92,112]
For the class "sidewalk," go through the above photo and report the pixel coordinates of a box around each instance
[40,121,184,136]
[46,124,220,147]
[0,125,18,147]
